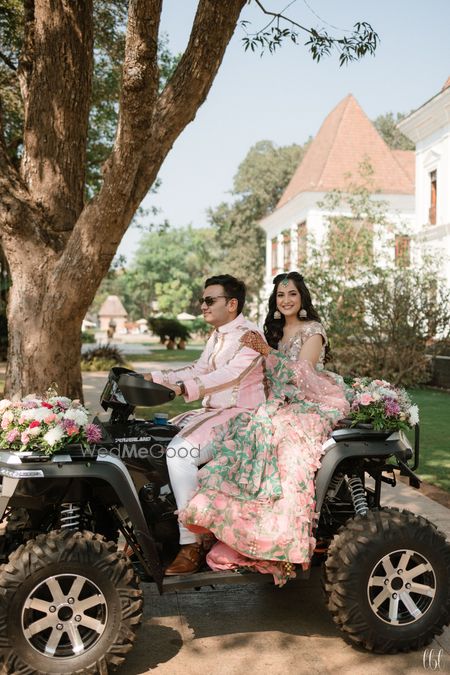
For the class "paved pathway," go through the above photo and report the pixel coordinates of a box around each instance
[82,370,450,675]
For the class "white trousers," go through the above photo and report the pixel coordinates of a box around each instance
[166,434,214,544]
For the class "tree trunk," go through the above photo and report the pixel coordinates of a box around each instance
[5,250,94,400]
[0,0,248,401]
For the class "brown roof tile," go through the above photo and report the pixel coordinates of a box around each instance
[392,149,415,183]
[277,94,415,208]
[98,295,128,318]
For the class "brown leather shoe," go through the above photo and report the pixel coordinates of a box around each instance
[165,543,203,575]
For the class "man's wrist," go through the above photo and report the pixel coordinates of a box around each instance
[175,380,186,396]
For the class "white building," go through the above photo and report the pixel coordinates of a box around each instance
[260,94,415,299]
[398,77,450,286]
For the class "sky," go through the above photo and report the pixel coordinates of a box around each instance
[117,0,450,262]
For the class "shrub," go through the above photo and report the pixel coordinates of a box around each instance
[148,318,191,346]
[81,331,96,343]
[81,344,128,371]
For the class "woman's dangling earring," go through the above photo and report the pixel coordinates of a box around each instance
[273,310,281,320]
[298,309,307,319]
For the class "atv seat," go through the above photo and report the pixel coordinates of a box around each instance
[331,419,393,443]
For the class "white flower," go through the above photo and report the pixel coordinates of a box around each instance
[43,426,64,447]
[28,426,42,437]
[372,393,381,401]
[408,405,419,426]
[21,407,52,422]
[64,408,88,427]
[0,399,12,413]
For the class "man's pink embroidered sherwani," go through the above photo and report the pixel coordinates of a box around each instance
[151,313,266,448]
[151,313,266,545]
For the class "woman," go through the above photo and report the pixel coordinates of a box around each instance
[178,272,349,585]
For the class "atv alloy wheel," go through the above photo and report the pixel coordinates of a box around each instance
[0,529,143,674]
[323,508,450,653]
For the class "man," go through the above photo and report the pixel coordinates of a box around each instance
[145,274,265,574]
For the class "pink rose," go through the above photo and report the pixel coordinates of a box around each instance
[21,432,30,445]
[6,429,20,443]
[44,413,57,424]
[360,393,374,406]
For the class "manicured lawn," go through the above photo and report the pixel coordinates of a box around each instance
[130,349,201,363]
[406,388,450,492]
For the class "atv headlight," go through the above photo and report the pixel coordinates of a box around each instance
[0,467,44,479]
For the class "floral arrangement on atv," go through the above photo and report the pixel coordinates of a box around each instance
[0,396,102,455]
[346,378,419,431]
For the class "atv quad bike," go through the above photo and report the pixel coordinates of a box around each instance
[0,367,447,674]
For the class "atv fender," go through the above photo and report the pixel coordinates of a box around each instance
[0,451,164,589]
[315,435,409,513]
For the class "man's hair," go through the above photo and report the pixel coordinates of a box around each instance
[204,274,246,315]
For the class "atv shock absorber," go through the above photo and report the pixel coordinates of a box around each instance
[60,503,81,529]
[347,476,369,516]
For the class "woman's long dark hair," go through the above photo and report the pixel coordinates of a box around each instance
[263,272,326,352]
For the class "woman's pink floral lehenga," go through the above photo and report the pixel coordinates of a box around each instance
[178,322,350,586]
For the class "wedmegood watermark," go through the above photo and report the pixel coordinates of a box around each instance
[82,443,200,460]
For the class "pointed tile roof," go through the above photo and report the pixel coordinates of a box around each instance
[98,295,128,318]
[277,95,414,208]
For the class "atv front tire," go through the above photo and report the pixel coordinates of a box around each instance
[323,508,450,653]
[0,529,143,674]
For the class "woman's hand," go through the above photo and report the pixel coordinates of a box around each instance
[240,330,270,357]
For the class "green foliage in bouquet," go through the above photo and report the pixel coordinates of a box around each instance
[347,378,419,432]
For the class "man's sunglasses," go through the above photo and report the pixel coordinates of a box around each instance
[198,295,230,306]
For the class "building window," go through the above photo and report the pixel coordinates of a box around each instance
[429,170,437,225]
[283,230,291,271]
[271,237,278,276]
[395,235,410,267]
[297,221,307,267]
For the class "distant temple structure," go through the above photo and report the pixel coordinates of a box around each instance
[98,295,128,333]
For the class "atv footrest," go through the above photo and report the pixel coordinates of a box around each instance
[154,567,310,591]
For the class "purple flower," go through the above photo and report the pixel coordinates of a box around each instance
[384,399,400,417]
[61,418,74,432]
[86,423,102,444]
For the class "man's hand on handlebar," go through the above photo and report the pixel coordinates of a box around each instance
[163,382,182,396]
[143,373,153,382]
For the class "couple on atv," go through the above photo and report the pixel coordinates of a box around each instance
[144,272,349,584]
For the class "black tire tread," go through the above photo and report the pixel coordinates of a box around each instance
[323,508,450,653]
[0,529,143,674]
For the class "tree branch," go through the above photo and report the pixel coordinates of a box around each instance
[244,0,379,63]
[0,135,62,253]
[103,0,162,181]
[58,0,247,300]
[131,0,247,207]
[19,0,94,229]
[0,51,17,71]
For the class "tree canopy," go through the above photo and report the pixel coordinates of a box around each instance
[208,139,307,311]
[0,0,379,398]
[373,111,414,151]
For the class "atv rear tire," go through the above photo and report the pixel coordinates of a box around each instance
[323,508,450,653]
[0,529,143,674]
